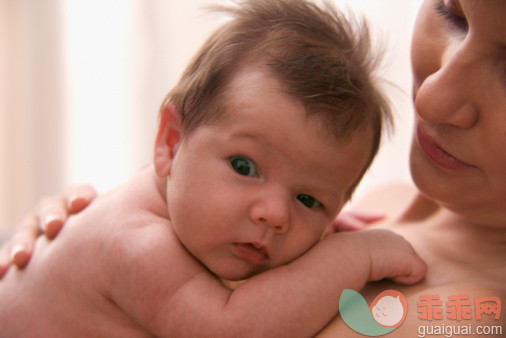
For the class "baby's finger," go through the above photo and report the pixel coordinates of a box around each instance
[391,256,428,285]
[66,184,97,214]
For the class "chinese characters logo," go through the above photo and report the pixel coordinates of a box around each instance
[417,294,501,321]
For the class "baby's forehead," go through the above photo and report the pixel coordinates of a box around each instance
[218,61,372,142]
[217,76,369,162]
[218,83,365,151]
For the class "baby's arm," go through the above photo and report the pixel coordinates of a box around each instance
[112,228,426,337]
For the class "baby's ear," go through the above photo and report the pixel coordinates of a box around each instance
[153,102,182,177]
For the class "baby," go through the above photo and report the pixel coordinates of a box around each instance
[0,0,426,336]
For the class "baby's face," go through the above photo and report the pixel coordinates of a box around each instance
[166,65,373,281]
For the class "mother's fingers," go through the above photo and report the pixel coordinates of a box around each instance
[66,184,97,214]
[11,215,41,268]
[0,184,97,278]
[0,235,12,277]
[35,184,96,239]
[0,215,41,277]
[36,195,67,239]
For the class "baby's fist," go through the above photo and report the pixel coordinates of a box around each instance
[362,229,427,284]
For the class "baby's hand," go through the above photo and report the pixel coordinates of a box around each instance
[361,229,427,284]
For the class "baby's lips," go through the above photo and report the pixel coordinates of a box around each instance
[234,242,269,264]
[251,241,271,258]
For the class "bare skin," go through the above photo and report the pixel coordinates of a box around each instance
[3,0,505,336]
[320,0,506,335]
[318,184,506,336]
[0,66,426,337]
[0,185,96,276]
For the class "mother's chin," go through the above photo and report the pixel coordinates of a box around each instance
[409,138,506,228]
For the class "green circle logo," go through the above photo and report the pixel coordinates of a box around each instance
[339,289,408,336]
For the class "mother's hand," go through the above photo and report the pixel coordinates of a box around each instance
[0,185,96,277]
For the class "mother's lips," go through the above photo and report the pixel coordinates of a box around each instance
[416,124,474,170]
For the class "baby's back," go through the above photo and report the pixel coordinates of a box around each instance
[0,167,174,337]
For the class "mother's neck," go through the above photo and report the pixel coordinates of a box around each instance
[401,193,506,250]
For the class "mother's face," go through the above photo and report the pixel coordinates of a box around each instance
[410,0,506,227]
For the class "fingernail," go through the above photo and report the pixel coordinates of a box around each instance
[10,244,27,261]
[44,214,61,229]
[68,195,86,212]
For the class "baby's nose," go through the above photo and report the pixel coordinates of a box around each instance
[250,187,290,233]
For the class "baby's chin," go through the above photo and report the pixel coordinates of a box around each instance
[211,263,270,284]
[217,268,265,282]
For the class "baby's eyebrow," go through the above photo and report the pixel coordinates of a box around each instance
[227,132,266,150]
[228,130,281,153]
[232,132,259,141]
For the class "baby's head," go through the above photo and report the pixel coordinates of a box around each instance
[154,0,392,280]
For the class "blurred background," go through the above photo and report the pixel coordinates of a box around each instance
[0,0,423,231]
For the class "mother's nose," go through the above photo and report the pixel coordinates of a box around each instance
[414,44,479,129]
[249,185,290,234]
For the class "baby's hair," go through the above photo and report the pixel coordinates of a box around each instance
[164,0,393,197]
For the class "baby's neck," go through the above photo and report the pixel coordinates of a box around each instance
[120,164,170,219]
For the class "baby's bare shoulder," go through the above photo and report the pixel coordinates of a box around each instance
[76,185,206,292]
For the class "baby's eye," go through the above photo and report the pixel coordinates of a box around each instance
[296,194,321,209]
[230,156,257,177]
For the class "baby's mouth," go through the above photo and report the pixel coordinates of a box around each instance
[233,242,269,264]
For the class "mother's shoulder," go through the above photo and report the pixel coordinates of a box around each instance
[408,282,506,303]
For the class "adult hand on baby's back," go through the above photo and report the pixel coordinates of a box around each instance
[0,184,96,277]
[0,215,40,277]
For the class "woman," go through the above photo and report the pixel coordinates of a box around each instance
[320,0,506,335]
[1,0,505,336]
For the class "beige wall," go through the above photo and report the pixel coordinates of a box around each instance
[0,0,225,230]
[0,0,67,230]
